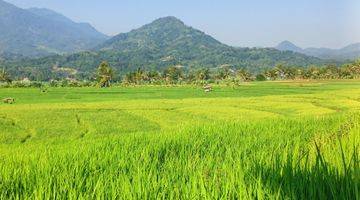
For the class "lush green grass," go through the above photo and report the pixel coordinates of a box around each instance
[0,80,359,199]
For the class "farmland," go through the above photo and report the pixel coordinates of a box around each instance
[0,80,359,199]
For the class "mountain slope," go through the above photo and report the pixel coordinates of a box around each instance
[6,16,323,79]
[276,41,304,53]
[27,8,107,40]
[95,17,320,70]
[0,0,108,57]
[337,43,360,60]
[97,17,224,51]
[275,41,360,60]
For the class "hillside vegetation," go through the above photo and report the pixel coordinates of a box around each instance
[0,0,108,57]
[2,17,323,80]
[276,41,360,61]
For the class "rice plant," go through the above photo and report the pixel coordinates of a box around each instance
[0,80,359,199]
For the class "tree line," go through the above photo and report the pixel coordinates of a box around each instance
[1,60,360,87]
[120,60,360,85]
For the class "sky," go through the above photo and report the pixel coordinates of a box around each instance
[6,0,360,49]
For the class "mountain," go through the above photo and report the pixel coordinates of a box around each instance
[276,41,303,53]
[0,0,108,57]
[5,16,323,80]
[0,52,24,62]
[94,17,320,71]
[27,8,76,24]
[337,43,360,60]
[97,17,224,51]
[275,41,360,60]
[27,8,106,40]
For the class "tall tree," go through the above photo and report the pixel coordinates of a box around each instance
[163,66,184,83]
[264,69,277,80]
[195,68,211,81]
[216,66,232,80]
[236,69,253,82]
[0,68,12,83]
[96,61,114,87]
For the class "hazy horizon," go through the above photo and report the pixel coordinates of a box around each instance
[5,0,360,49]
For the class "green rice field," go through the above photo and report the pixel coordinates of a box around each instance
[0,80,359,199]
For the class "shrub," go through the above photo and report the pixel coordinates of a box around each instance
[256,74,267,81]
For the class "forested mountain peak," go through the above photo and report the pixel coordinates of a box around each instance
[0,0,108,57]
[97,16,223,51]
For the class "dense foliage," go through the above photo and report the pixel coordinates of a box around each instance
[96,61,114,87]
[121,60,360,84]
[1,60,360,87]
[0,0,108,57]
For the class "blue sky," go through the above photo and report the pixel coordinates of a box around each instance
[6,0,360,48]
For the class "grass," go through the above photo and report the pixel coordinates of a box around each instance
[0,80,359,199]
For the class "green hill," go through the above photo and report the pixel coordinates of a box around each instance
[276,41,360,61]
[4,16,323,80]
[0,0,108,57]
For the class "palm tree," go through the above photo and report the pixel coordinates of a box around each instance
[124,72,136,84]
[0,68,12,83]
[305,66,320,79]
[295,68,305,80]
[145,71,159,83]
[322,65,340,79]
[216,66,232,80]
[163,66,183,83]
[195,68,210,81]
[236,69,252,82]
[96,61,114,87]
[134,68,146,84]
[265,69,277,80]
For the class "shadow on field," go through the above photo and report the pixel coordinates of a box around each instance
[251,151,358,200]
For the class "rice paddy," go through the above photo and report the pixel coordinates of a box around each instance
[0,80,359,199]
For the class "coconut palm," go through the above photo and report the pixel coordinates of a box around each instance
[236,69,252,82]
[0,68,12,83]
[96,61,114,87]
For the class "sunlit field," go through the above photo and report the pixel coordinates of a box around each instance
[0,80,359,199]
